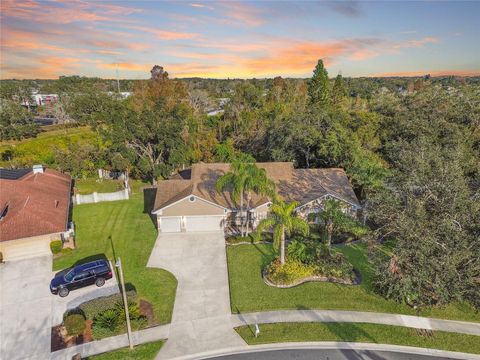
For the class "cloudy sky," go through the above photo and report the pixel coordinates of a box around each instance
[1,0,479,79]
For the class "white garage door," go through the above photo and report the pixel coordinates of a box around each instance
[185,216,224,232]
[160,217,182,232]
[2,240,51,261]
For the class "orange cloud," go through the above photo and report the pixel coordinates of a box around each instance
[127,25,200,40]
[392,36,439,49]
[219,1,265,26]
[98,62,151,72]
[1,0,141,24]
[1,55,81,79]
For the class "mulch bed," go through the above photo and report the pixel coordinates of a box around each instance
[262,268,361,288]
[139,299,155,326]
[51,320,93,352]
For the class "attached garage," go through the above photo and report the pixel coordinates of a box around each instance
[185,215,224,232]
[160,217,182,233]
[0,234,55,261]
[154,194,228,233]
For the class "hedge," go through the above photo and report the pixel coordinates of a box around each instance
[78,290,137,320]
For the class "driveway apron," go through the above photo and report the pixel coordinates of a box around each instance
[0,255,53,360]
[147,231,245,359]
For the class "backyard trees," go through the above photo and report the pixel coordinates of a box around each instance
[369,86,480,309]
[308,59,330,106]
[105,67,193,185]
[256,200,309,265]
[0,99,39,140]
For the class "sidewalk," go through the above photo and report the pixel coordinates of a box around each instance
[231,310,480,335]
[50,324,170,360]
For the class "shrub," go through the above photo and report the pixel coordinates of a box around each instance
[116,299,141,320]
[78,291,136,319]
[50,240,63,254]
[92,322,116,340]
[94,308,119,331]
[64,314,86,336]
[266,258,316,284]
[130,316,148,330]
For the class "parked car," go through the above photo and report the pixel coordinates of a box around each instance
[50,259,113,297]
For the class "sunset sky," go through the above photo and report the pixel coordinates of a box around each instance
[1,0,479,79]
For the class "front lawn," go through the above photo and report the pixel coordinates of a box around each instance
[227,244,480,322]
[236,322,480,354]
[53,190,177,324]
[83,340,164,360]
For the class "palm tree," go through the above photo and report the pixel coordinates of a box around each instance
[216,160,274,236]
[319,199,367,247]
[256,200,309,265]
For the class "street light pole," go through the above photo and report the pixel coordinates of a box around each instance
[115,257,134,349]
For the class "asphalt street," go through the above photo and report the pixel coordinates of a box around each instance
[208,349,458,360]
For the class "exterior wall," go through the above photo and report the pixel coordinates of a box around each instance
[296,195,359,220]
[162,197,226,216]
[0,232,61,261]
[251,203,270,227]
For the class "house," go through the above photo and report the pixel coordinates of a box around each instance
[152,162,361,233]
[0,166,73,261]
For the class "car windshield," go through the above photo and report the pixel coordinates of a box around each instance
[64,269,75,282]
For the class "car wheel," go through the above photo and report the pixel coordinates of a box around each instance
[58,287,69,297]
[95,278,105,287]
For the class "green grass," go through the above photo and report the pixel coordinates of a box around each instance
[0,126,98,166]
[83,340,164,359]
[236,322,480,354]
[53,189,177,324]
[74,179,124,194]
[227,244,480,322]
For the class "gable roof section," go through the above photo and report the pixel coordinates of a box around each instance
[153,162,360,213]
[0,169,72,242]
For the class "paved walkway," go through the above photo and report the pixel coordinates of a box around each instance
[50,324,170,359]
[231,310,480,336]
[0,255,53,360]
[147,232,245,359]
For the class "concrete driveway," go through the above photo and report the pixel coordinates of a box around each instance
[51,261,119,326]
[147,231,245,359]
[0,255,53,360]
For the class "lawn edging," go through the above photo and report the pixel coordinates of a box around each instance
[262,267,361,288]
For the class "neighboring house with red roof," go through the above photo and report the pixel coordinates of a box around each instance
[0,166,72,261]
[152,162,361,233]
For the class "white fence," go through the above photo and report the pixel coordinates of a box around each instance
[74,188,129,205]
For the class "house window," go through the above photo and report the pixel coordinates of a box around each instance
[189,196,195,202]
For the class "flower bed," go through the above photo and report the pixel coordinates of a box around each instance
[263,251,359,288]
[51,291,153,351]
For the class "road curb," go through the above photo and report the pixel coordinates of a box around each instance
[166,342,480,360]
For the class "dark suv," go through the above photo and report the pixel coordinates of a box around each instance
[50,259,113,297]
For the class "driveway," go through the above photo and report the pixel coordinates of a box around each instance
[0,255,53,360]
[147,231,245,359]
[51,261,119,326]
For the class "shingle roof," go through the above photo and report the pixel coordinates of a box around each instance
[0,168,72,242]
[153,162,360,212]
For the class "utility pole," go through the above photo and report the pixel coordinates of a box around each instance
[116,64,121,94]
[115,257,134,349]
